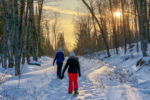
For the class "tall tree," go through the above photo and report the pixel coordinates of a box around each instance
[0,0,44,75]
[34,0,44,60]
[134,0,139,53]
[81,0,111,57]
[109,0,118,54]
[57,33,68,55]
[121,0,128,54]
[138,0,148,56]
[13,0,21,75]
[74,16,92,55]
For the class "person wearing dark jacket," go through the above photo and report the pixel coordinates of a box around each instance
[53,48,65,79]
[62,51,81,95]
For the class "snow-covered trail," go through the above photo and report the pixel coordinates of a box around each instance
[0,57,145,100]
[77,57,143,100]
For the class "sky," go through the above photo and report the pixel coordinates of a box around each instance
[43,0,87,50]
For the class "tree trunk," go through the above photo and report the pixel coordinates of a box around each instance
[138,0,148,57]
[147,2,150,43]
[134,0,139,53]
[35,0,44,61]
[109,0,118,54]
[14,0,21,75]
[22,0,29,64]
[121,0,127,54]
[82,0,111,57]
[2,0,8,69]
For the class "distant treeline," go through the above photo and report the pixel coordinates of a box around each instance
[74,0,150,56]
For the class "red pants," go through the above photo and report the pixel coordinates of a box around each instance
[68,73,78,92]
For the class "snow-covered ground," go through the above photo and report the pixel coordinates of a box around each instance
[0,43,150,100]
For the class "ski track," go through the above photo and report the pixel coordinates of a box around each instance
[0,57,146,100]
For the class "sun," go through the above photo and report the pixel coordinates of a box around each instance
[114,11,121,18]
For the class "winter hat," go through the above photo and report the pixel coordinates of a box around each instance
[70,51,75,57]
[58,48,62,52]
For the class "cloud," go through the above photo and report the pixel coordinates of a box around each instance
[43,6,90,16]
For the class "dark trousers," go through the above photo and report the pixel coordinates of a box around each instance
[56,62,63,79]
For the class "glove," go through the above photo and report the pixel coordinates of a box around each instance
[79,73,81,77]
[61,74,64,80]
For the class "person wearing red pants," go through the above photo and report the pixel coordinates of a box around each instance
[62,51,81,95]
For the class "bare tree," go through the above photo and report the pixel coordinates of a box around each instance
[57,33,68,55]
[74,16,93,55]
[51,13,59,51]
[13,0,21,75]
[138,0,148,56]
[0,0,44,75]
[81,0,111,57]
[134,0,139,53]
[121,0,128,54]
[109,0,118,54]
[35,0,44,60]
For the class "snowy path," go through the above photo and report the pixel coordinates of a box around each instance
[78,58,143,100]
[0,57,147,100]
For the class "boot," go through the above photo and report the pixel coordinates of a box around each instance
[74,90,79,95]
[68,91,72,94]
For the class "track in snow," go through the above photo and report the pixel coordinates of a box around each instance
[0,57,145,100]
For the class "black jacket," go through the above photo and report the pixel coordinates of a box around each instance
[62,57,81,76]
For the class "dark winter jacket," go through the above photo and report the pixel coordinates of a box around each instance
[62,56,81,76]
[53,52,65,65]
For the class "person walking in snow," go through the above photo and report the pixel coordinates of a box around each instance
[53,48,65,79]
[61,51,81,95]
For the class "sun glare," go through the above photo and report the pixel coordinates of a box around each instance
[114,11,121,18]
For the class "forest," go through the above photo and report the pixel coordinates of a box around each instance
[75,0,150,56]
[0,0,150,100]
[0,0,149,75]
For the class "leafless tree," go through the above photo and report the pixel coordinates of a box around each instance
[81,0,111,57]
